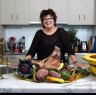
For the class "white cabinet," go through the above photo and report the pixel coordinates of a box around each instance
[29,0,48,23]
[1,0,29,25]
[0,26,4,38]
[68,0,96,25]
[49,0,67,24]
[0,0,5,38]
[29,0,67,24]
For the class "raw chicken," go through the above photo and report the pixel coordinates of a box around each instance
[32,46,61,69]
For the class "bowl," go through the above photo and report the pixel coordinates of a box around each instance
[0,65,14,74]
[83,54,96,75]
[0,65,14,79]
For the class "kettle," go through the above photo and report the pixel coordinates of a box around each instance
[80,41,88,52]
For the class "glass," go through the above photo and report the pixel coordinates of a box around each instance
[43,18,53,22]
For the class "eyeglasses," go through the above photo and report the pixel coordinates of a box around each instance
[43,18,53,22]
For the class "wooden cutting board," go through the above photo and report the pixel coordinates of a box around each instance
[88,36,95,52]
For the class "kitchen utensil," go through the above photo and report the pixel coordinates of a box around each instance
[80,41,88,52]
[7,37,16,52]
[88,36,96,52]
[7,42,16,52]
[74,39,80,53]
[9,37,16,42]
[18,36,25,53]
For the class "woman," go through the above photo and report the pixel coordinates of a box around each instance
[26,8,86,67]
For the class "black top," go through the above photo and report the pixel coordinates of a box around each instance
[26,27,75,62]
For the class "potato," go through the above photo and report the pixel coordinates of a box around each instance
[36,69,48,81]
[49,70,61,78]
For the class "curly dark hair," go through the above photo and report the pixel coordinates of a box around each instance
[40,9,57,28]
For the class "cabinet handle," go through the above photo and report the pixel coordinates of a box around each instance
[84,14,85,20]
[16,15,18,20]
[79,15,80,20]
[11,15,13,20]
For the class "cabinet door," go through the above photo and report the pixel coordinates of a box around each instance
[68,0,82,25]
[0,26,4,38]
[49,0,67,24]
[15,0,29,25]
[1,0,29,25]
[1,0,14,25]
[29,0,48,23]
[81,0,94,25]
[68,0,95,25]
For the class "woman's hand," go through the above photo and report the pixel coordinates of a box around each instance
[75,62,89,68]
[25,55,32,59]
[9,63,19,69]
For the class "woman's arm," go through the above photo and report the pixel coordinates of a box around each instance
[69,55,88,67]
[25,55,32,59]
[26,30,41,59]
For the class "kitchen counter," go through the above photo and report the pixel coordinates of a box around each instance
[0,73,96,93]
[4,51,27,55]
[4,52,91,55]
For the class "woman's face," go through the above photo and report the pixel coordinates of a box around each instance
[42,15,55,29]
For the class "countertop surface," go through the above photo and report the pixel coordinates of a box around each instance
[4,51,92,55]
[4,51,27,55]
[0,73,96,93]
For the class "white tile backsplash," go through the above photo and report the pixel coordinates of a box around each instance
[4,25,92,50]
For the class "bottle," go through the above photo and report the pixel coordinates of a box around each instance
[74,46,78,53]
[22,36,26,53]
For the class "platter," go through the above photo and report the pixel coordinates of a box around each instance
[14,65,90,84]
[14,71,33,82]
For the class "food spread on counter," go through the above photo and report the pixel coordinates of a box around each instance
[0,46,90,83]
[14,46,90,83]
[14,59,90,83]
